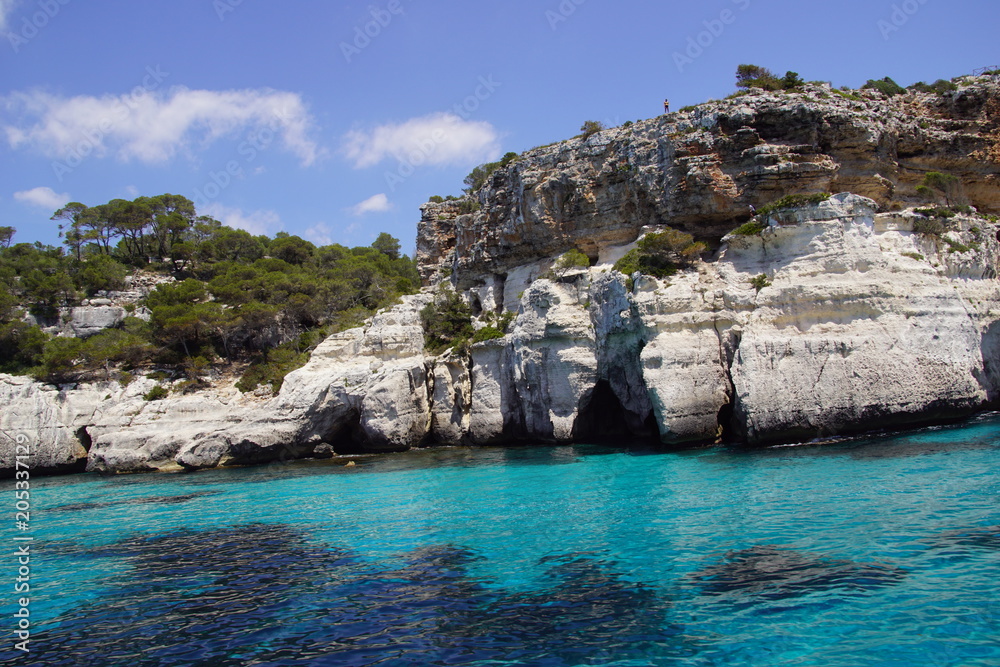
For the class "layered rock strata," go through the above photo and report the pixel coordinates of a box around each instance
[5,195,1000,474]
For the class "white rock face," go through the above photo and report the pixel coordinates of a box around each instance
[6,195,1000,474]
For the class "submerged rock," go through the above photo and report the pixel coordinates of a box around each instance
[690,544,905,600]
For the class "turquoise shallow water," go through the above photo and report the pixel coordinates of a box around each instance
[2,416,999,666]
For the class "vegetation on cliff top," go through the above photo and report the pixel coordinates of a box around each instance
[1,194,419,392]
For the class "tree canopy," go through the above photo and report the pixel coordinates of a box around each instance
[1,193,420,392]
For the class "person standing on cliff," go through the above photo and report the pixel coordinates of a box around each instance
[664,99,670,114]
[749,204,756,216]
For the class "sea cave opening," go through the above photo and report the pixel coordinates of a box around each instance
[573,380,659,443]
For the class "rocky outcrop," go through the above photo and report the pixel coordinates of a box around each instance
[417,77,1000,289]
[6,76,1000,475]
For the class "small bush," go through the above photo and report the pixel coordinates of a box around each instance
[554,249,591,272]
[832,88,862,102]
[144,385,169,401]
[913,218,948,235]
[749,274,771,292]
[472,326,506,344]
[902,252,925,261]
[457,199,481,215]
[862,77,906,96]
[943,237,974,254]
[580,120,605,140]
[914,207,956,219]
[420,288,474,355]
[756,193,831,218]
[909,79,959,94]
[730,220,769,236]
[428,195,445,203]
[613,228,703,279]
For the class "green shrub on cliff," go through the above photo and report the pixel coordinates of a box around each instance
[420,287,474,355]
[613,228,705,279]
[756,193,831,218]
[862,77,906,96]
[472,326,506,344]
[730,220,769,236]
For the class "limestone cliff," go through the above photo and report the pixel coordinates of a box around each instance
[4,76,1000,476]
[417,77,1000,293]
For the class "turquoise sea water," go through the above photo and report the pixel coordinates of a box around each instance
[2,416,999,666]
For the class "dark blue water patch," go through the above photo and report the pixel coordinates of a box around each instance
[49,491,220,513]
[14,523,689,666]
[689,545,906,604]
[928,525,1000,553]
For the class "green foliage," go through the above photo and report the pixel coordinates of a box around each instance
[371,232,401,260]
[914,207,956,220]
[622,121,633,128]
[730,220,769,236]
[420,288,473,354]
[32,337,85,384]
[554,249,592,273]
[428,195,445,203]
[2,190,421,387]
[902,252,925,261]
[78,253,129,295]
[144,385,169,401]
[943,237,974,254]
[781,71,805,90]
[908,79,959,94]
[613,228,704,279]
[832,88,862,102]
[736,64,781,90]
[862,77,906,96]
[0,226,14,248]
[463,153,519,193]
[268,235,315,265]
[457,199,481,215]
[756,193,832,218]
[913,218,948,235]
[471,326,506,344]
[919,172,966,207]
[0,320,46,374]
[580,120,605,139]
[235,327,328,393]
[749,274,771,292]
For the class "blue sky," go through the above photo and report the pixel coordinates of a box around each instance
[2,0,997,254]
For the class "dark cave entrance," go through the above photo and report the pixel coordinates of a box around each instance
[573,380,658,443]
[328,411,369,455]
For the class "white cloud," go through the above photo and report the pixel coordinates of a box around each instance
[304,222,334,246]
[14,186,70,210]
[0,0,18,32]
[202,203,282,236]
[342,112,501,169]
[124,185,140,197]
[350,193,392,216]
[2,87,322,166]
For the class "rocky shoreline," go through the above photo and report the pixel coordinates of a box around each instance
[4,77,1000,476]
[4,195,1000,475]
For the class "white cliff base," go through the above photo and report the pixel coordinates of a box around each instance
[4,195,1000,475]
